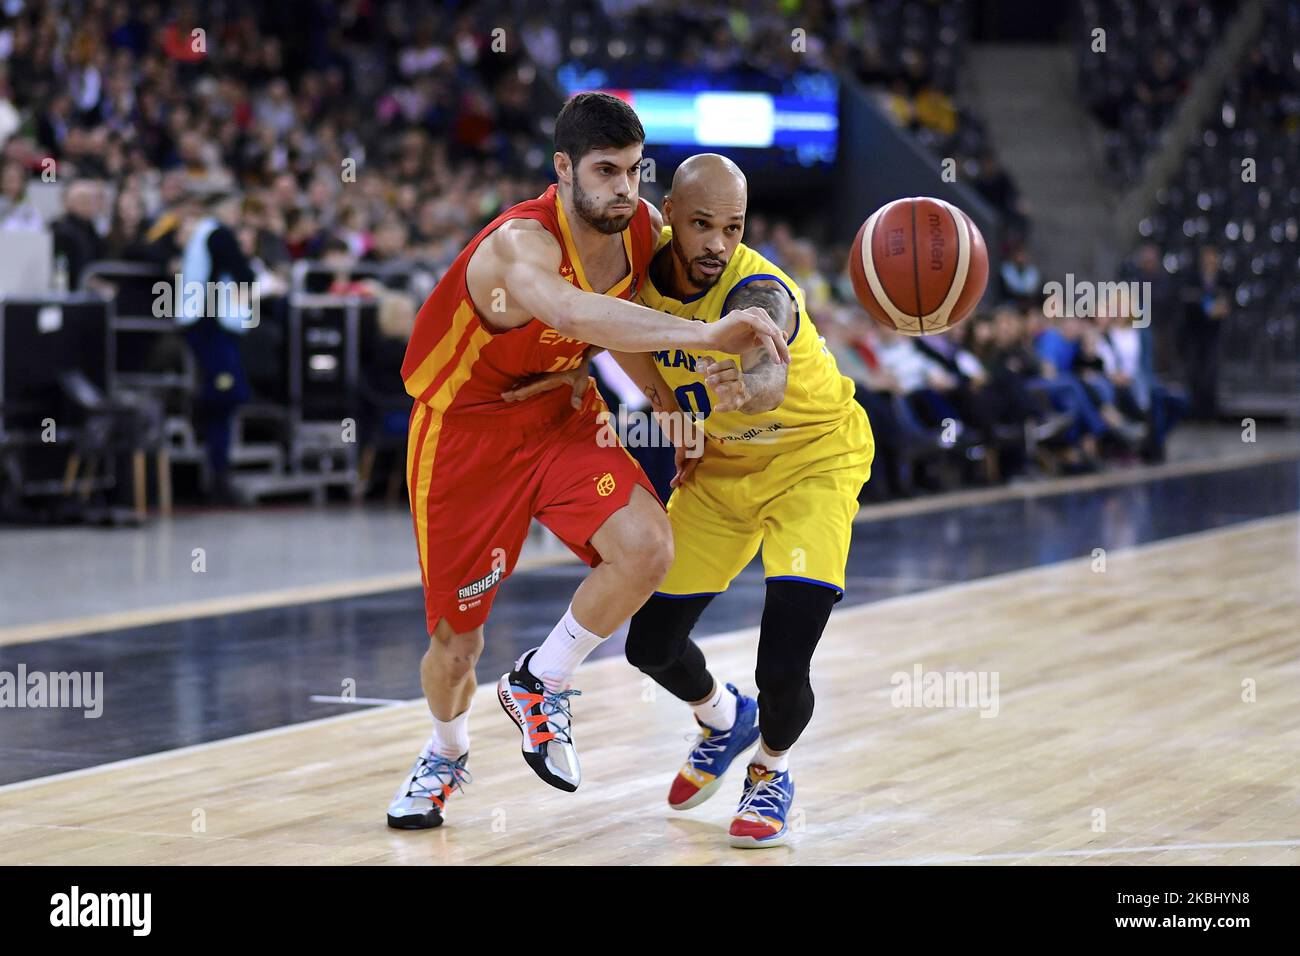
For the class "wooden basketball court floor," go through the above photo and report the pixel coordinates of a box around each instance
[0,512,1295,865]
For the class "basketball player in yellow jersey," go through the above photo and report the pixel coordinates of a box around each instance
[614,153,874,847]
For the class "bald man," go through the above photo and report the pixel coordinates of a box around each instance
[615,154,875,847]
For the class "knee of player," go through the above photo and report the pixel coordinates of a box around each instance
[623,627,662,671]
[625,603,679,670]
[756,666,814,699]
[428,628,483,671]
[640,523,675,584]
[615,519,674,584]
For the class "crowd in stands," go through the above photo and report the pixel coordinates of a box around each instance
[0,0,1213,512]
[1075,0,1297,420]
[1075,0,1235,187]
[0,0,555,288]
[815,284,1186,498]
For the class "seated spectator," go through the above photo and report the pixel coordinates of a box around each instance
[364,215,410,265]
[1093,306,1187,463]
[104,188,155,261]
[52,179,107,288]
[984,306,1096,472]
[822,307,945,497]
[998,244,1041,308]
[240,196,292,279]
[0,160,43,231]
[1030,308,1145,467]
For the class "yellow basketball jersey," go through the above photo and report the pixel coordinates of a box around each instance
[637,226,865,458]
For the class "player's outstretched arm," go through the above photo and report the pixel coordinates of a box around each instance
[491,224,790,362]
[701,280,794,414]
[610,350,705,487]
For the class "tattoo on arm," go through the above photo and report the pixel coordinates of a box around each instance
[724,280,794,412]
[726,282,795,346]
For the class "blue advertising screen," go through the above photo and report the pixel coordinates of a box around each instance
[558,67,839,167]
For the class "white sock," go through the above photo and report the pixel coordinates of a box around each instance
[691,681,736,731]
[751,742,788,774]
[528,604,606,693]
[430,705,471,759]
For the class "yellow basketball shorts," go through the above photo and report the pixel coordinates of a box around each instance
[656,403,874,600]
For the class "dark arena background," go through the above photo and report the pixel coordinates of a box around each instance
[0,0,1296,923]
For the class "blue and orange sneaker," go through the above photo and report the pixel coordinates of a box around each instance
[667,684,760,810]
[386,744,472,830]
[497,648,583,792]
[728,763,795,848]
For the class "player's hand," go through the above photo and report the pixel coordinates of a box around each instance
[644,383,703,488]
[709,306,790,365]
[670,442,700,488]
[697,356,748,413]
[501,350,592,408]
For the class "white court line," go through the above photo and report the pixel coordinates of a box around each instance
[0,511,1293,799]
[308,695,407,706]
[872,839,1300,866]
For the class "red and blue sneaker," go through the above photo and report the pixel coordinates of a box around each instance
[728,764,795,848]
[667,683,760,810]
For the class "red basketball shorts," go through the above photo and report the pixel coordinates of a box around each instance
[406,382,661,634]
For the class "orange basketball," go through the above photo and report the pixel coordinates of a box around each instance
[848,196,989,336]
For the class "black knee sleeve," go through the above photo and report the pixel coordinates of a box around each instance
[625,593,716,702]
[755,580,838,751]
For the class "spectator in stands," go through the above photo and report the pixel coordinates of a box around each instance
[913,322,998,442]
[51,179,106,288]
[981,308,1047,420]
[822,310,943,497]
[0,160,43,230]
[364,214,410,265]
[998,243,1042,308]
[785,239,831,314]
[1120,241,1175,378]
[283,207,324,261]
[1092,306,1186,463]
[872,323,968,438]
[1030,308,1142,463]
[103,188,154,261]
[239,196,291,278]
[1179,244,1231,420]
[1074,315,1148,453]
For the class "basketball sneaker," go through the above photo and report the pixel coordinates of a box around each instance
[728,764,795,848]
[497,648,582,791]
[667,683,760,810]
[386,742,472,830]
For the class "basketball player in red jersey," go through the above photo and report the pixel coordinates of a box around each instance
[387,92,789,829]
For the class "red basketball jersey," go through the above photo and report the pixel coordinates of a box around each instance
[400,184,656,417]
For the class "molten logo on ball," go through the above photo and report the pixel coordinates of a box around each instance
[848,197,989,336]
